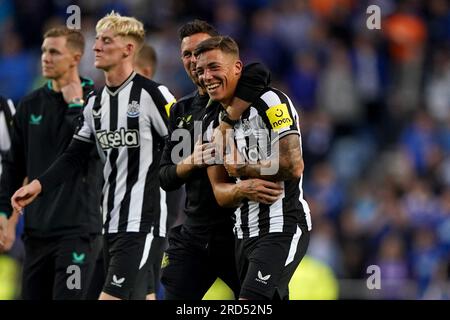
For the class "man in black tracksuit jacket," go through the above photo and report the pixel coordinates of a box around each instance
[0,27,102,300]
[159,20,270,299]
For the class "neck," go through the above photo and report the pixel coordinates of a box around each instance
[220,82,238,106]
[51,68,80,92]
[104,61,134,87]
[220,96,233,107]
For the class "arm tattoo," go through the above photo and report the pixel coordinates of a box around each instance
[276,135,303,180]
[243,134,303,181]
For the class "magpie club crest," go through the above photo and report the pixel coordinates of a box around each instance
[127,100,140,118]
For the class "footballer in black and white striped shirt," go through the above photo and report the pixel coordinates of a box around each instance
[197,36,311,300]
[204,88,312,239]
[76,71,174,236]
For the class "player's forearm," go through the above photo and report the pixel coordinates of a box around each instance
[242,158,303,181]
[240,134,304,181]
[242,159,281,181]
[7,210,20,227]
[159,154,197,191]
[208,164,243,207]
[175,154,197,179]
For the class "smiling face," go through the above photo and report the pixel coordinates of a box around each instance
[41,36,80,79]
[180,32,211,86]
[93,28,131,71]
[195,49,242,105]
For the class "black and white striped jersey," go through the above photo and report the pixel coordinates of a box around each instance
[205,87,312,239]
[75,72,176,235]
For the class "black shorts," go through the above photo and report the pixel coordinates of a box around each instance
[146,236,166,295]
[21,234,100,300]
[161,224,240,300]
[131,236,166,296]
[235,226,310,300]
[85,236,105,300]
[102,232,155,300]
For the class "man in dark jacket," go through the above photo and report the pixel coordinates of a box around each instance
[0,27,102,300]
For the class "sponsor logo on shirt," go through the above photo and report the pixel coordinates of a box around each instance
[96,128,140,149]
[265,103,292,131]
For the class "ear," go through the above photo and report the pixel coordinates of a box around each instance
[69,52,82,68]
[72,52,82,64]
[145,66,154,78]
[234,60,243,75]
[124,42,135,58]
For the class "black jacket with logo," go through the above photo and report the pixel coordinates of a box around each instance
[0,79,102,238]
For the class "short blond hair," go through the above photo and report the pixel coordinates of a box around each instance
[96,11,145,48]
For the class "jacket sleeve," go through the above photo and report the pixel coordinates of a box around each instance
[63,85,95,132]
[235,62,271,103]
[38,138,94,194]
[159,103,186,191]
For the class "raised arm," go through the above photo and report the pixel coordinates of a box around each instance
[160,129,216,191]
[159,99,216,191]
[157,95,216,190]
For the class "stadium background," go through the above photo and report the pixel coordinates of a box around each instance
[0,0,449,299]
